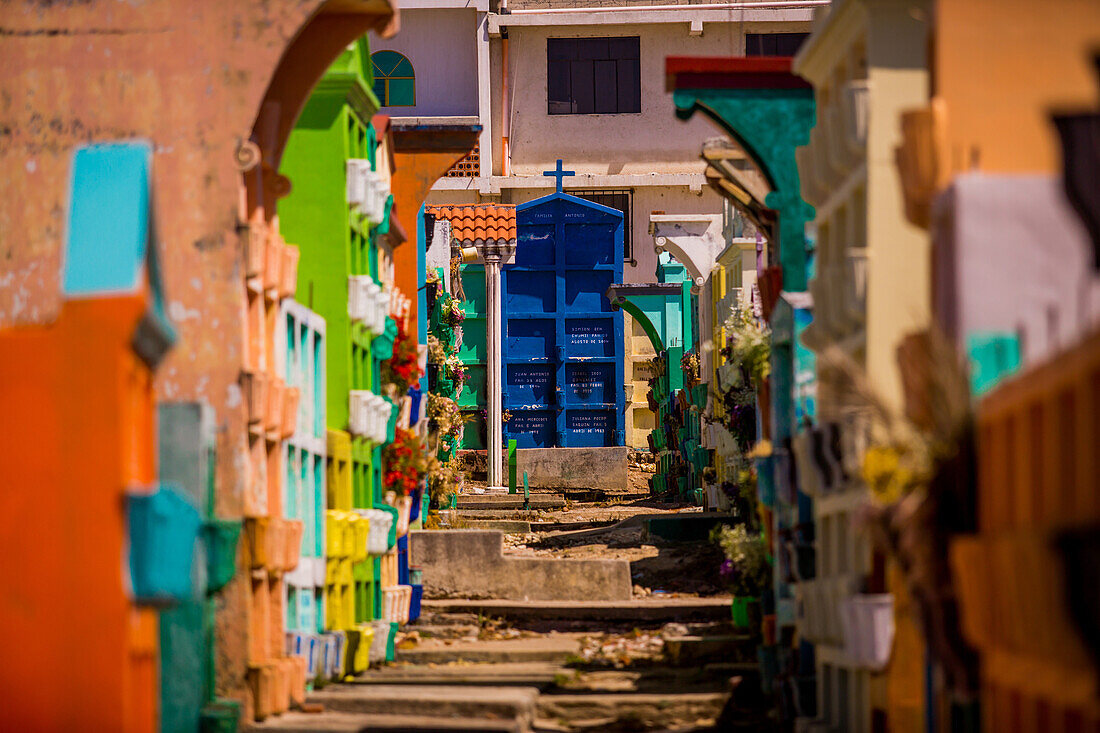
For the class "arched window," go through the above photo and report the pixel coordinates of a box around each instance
[371,51,415,107]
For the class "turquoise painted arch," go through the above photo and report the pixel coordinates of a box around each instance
[672,87,815,292]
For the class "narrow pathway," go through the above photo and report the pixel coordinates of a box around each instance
[255,485,772,732]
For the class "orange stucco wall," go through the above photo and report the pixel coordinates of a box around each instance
[0,296,158,731]
[935,0,1100,175]
[391,150,472,346]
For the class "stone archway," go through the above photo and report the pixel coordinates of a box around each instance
[0,1,398,724]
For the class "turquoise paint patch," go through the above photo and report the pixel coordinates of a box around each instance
[967,332,1021,397]
[64,141,152,296]
[128,484,202,603]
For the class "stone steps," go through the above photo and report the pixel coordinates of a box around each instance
[395,636,582,665]
[305,684,540,731]
[355,662,571,688]
[456,496,565,511]
[410,530,633,602]
[421,598,733,625]
[253,710,525,732]
[536,691,729,731]
[663,634,758,666]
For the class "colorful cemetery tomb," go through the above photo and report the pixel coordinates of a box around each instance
[0,141,180,731]
[279,301,328,687]
[424,204,519,488]
[241,202,306,719]
[668,55,817,716]
[457,264,488,449]
[158,403,242,733]
[606,281,686,498]
[278,34,405,676]
[505,173,626,451]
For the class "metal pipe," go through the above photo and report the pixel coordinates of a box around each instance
[485,259,504,488]
[501,33,510,177]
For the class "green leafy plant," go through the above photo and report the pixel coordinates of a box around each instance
[710,523,771,598]
[722,308,771,387]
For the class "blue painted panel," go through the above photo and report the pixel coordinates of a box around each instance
[508,363,555,405]
[508,410,556,448]
[516,224,556,266]
[506,271,556,313]
[564,363,614,405]
[565,270,614,312]
[566,319,615,358]
[507,319,555,359]
[564,224,616,266]
[504,191,625,448]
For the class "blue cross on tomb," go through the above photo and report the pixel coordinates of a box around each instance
[543,159,575,193]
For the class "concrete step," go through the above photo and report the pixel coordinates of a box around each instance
[461,519,533,532]
[641,513,740,543]
[307,684,540,731]
[404,623,480,639]
[355,662,570,688]
[663,634,757,666]
[529,519,618,533]
[536,692,729,730]
[422,598,733,625]
[456,496,565,511]
[394,636,581,665]
[253,710,524,732]
[410,531,633,602]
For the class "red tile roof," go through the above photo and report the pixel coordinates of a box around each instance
[426,204,517,244]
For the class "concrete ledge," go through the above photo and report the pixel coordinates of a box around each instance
[252,711,523,732]
[422,597,733,623]
[517,447,628,491]
[463,520,533,532]
[456,494,564,511]
[410,530,632,602]
[306,685,538,729]
[642,513,739,543]
[395,637,579,665]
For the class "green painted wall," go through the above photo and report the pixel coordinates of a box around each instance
[279,38,379,432]
[278,37,392,628]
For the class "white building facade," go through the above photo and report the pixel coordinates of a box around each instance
[372,0,814,447]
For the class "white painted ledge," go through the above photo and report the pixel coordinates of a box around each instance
[651,214,725,289]
[489,7,815,34]
[400,0,488,10]
[432,172,707,193]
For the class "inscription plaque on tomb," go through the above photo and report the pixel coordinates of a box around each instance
[565,363,613,405]
[507,364,554,404]
[567,320,614,357]
[566,410,614,447]
[507,410,555,448]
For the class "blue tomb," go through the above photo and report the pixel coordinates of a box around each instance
[502,167,626,449]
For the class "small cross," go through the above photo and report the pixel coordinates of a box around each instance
[543,159,575,193]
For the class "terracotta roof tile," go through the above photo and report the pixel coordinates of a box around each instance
[426,204,517,244]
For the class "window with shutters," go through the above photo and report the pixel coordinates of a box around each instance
[547,37,641,115]
[745,33,810,57]
[371,51,415,107]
